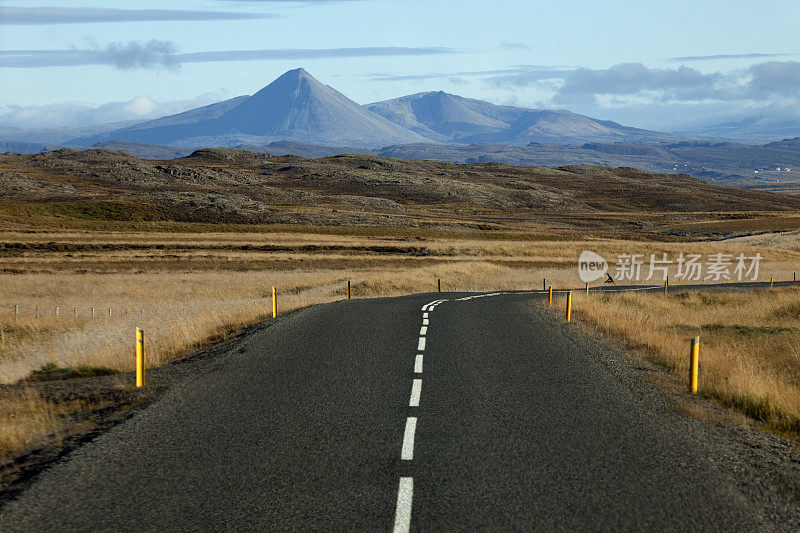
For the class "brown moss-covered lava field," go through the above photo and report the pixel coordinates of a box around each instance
[3,148,800,239]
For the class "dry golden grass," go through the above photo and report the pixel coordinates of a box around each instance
[3,227,800,459]
[0,261,580,384]
[0,389,77,457]
[0,271,346,383]
[570,288,800,433]
[3,229,800,385]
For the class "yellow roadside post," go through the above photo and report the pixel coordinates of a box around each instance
[272,286,278,318]
[770,276,774,289]
[347,280,351,299]
[664,280,668,295]
[566,291,572,322]
[136,328,145,388]
[585,282,589,295]
[548,286,553,307]
[689,337,700,394]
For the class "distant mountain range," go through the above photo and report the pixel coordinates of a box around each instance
[676,116,800,144]
[4,134,800,188]
[71,69,427,148]
[365,91,674,145]
[3,68,798,150]
[60,68,675,149]
[3,68,800,188]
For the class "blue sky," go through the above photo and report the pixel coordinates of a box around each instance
[1,0,798,131]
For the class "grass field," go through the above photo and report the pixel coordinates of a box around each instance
[3,229,800,384]
[0,389,81,458]
[570,288,800,435]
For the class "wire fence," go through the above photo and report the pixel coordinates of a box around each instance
[0,281,356,321]
[0,277,786,321]
[0,299,278,319]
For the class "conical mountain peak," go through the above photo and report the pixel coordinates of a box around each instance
[69,68,672,148]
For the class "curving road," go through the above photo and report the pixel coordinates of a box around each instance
[0,289,798,531]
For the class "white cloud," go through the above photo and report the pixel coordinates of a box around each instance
[485,61,800,106]
[551,63,730,104]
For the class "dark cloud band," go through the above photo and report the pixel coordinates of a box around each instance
[0,7,274,25]
[668,53,787,62]
[0,42,459,70]
[370,66,572,83]
[174,47,458,63]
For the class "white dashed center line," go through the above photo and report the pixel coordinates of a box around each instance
[392,298,449,531]
[401,417,417,460]
[409,378,422,407]
[421,299,444,311]
[393,477,413,533]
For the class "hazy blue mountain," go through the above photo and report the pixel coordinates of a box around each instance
[67,69,677,148]
[209,69,426,146]
[109,95,249,131]
[0,140,64,154]
[72,69,427,148]
[6,68,800,150]
[677,115,800,143]
[236,140,372,158]
[366,91,675,145]
[91,141,194,159]
[364,91,509,142]
[763,137,800,150]
[70,96,250,146]
[0,121,144,145]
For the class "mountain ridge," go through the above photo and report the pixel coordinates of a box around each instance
[365,91,675,145]
[63,68,680,149]
[72,69,427,148]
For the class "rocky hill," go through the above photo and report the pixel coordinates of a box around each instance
[2,148,799,236]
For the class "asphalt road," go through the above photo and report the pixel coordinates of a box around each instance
[0,288,797,531]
